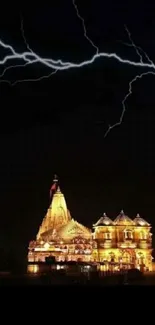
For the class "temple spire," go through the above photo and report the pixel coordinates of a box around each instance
[37,181,72,240]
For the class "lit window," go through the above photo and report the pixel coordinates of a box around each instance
[105,232,111,239]
[124,230,133,239]
[140,232,147,240]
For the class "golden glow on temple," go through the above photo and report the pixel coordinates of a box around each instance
[28,179,153,272]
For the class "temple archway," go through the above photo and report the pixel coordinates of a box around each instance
[137,252,145,265]
[120,249,136,264]
[122,252,131,263]
[108,252,116,262]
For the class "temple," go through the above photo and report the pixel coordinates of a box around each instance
[28,176,153,272]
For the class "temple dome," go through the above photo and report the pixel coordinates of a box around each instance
[93,213,114,227]
[114,210,135,226]
[133,214,150,226]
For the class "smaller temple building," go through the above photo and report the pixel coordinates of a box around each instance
[93,211,152,272]
[28,177,153,272]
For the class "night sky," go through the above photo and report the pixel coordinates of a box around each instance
[0,0,155,265]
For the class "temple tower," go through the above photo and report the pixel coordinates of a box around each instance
[37,176,71,240]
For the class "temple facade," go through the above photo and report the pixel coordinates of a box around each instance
[28,178,153,272]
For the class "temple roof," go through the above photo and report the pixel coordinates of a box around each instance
[38,218,92,242]
[133,214,150,226]
[57,219,92,240]
[114,210,135,226]
[93,213,114,227]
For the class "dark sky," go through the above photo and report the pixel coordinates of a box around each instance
[0,0,155,263]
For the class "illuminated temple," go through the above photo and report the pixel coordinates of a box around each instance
[28,177,153,272]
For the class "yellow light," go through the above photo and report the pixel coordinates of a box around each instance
[27,264,39,274]
[56,265,61,270]
[34,247,47,251]
[100,265,106,272]
[44,242,50,250]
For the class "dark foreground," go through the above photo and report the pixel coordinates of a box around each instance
[0,270,155,286]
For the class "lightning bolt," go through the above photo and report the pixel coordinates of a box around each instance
[104,25,154,138]
[124,25,144,63]
[20,14,59,84]
[72,0,99,54]
[0,14,59,85]
[0,38,154,71]
[104,71,155,137]
[118,25,153,65]
[0,3,155,137]
[119,40,153,65]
